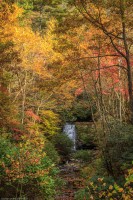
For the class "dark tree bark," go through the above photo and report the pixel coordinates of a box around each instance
[75,0,133,123]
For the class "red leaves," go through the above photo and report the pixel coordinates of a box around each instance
[25,109,41,121]
[102,90,110,95]
[75,88,83,96]
[0,85,8,94]
[12,128,25,141]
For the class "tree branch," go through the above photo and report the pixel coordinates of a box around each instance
[91,64,127,72]
[71,54,121,61]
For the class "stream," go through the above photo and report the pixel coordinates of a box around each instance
[55,159,84,200]
[56,123,84,199]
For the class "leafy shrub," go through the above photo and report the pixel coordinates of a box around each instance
[75,163,133,200]
[80,158,105,178]
[26,109,60,136]
[72,150,93,163]
[44,140,60,164]
[0,130,58,199]
[73,101,92,122]
[96,121,133,176]
[76,123,96,149]
[52,133,73,162]
[58,96,95,123]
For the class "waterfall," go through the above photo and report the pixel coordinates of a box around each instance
[63,123,76,151]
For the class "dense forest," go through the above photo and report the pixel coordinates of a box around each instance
[0,0,133,199]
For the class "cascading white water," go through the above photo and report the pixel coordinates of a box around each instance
[63,123,76,151]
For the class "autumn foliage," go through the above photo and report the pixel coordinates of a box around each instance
[0,0,133,199]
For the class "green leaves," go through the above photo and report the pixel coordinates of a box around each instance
[18,0,34,10]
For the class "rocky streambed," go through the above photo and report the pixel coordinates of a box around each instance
[55,159,85,200]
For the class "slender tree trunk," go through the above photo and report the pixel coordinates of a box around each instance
[76,0,133,123]
[120,0,133,123]
[21,71,27,125]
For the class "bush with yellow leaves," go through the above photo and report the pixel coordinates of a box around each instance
[75,163,133,200]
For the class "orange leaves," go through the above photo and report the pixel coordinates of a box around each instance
[12,20,58,80]
[2,128,47,183]
[75,88,83,96]
[8,4,23,23]
[0,3,23,43]
[25,109,41,122]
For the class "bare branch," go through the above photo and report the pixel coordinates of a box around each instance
[91,64,127,72]
[71,54,121,61]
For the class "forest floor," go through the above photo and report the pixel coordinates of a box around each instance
[55,159,85,200]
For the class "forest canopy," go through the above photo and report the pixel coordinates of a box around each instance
[0,0,133,199]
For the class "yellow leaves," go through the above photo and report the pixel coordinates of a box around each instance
[89,182,94,186]
[43,18,63,63]
[6,154,10,158]
[12,19,59,79]
[122,195,132,200]
[42,110,58,120]
[128,168,133,176]
[109,185,113,190]
[1,3,62,111]
[107,192,112,197]
[8,4,23,22]
[46,18,57,34]
[19,143,23,148]
[0,3,23,44]
[112,190,117,194]
[40,109,60,135]
[118,188,124,193]
[0,3,23,23]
